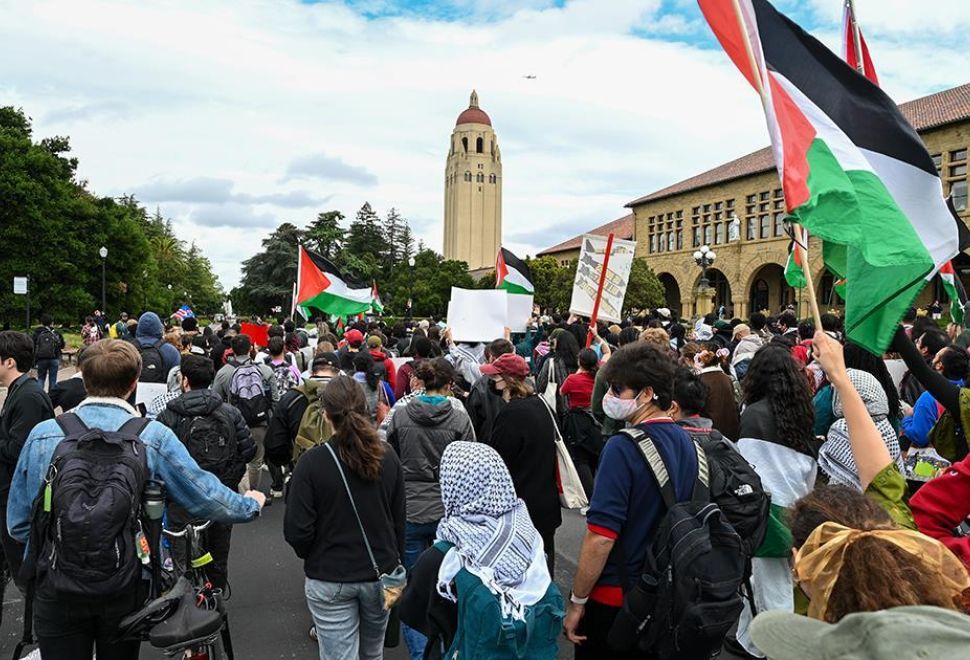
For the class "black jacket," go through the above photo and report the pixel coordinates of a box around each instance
[399,545,454,660]
[489,396,562,534]
[0,374,54,497]
[49,377,87,411]
[284,442,406,583]
[156,389,256,479]
[464,377,506,444]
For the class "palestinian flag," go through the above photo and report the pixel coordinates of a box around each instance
[371,280,384,314]
[296,245,374,317]
[699,0,969,354]
[940,261,967,325]
[495,248,534,295]
[784,234,807,289]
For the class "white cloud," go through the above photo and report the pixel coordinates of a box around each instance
[1,0,965,288]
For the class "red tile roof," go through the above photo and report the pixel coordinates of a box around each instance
[537,213,635,256]
[627,82,970,207]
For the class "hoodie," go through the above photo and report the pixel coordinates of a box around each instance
[368,348,397,387]
[731,334,763,366]
[156,389,256,486]
[135,312,181,374]
[385,396,476,524]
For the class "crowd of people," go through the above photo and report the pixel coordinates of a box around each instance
[3,302,970,659]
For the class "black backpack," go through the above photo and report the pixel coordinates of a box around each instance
[138,340,167,383]
[25,414,150,597]
[174,408,244,488]
[34,328,58,360]
[677,423,770,557]
[608,428,745,660]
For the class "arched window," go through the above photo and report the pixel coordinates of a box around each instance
[462,137,468,152]
[476,172,484,182]
[464,171,472,182]
[476,137,484,153]
[489,174,496,184]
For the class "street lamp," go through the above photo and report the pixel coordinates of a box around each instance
[99,246,108,316]
[693,244,716,289]
[407,256,416,320]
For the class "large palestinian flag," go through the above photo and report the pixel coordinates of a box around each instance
[698,0,969,354]
[495,248,534,295]
[296,245,373,317]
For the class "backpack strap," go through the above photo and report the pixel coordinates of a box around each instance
[55,412,89,437]
[620,426,710,506]
[118,416,151,437]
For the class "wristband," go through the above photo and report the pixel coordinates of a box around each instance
[570,591,589,605]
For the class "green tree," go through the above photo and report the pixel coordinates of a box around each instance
[527,256,574,313]
[623,259,665,314]
[238,223,303,315]
[384,249,473,317]
[305,210,345,259]
[342,202,387,281]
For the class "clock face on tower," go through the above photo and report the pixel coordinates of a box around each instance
[443,90,502,272]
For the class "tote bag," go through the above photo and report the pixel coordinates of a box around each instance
[538,396,588,510]
[540,359,559,410]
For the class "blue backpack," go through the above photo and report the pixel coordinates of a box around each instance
[433,541,563,660]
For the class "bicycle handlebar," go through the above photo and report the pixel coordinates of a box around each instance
[163,520,213,538]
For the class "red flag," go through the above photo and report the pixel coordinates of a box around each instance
[240,322,270,349]
[842,1,878,85]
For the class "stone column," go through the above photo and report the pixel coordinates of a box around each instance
[694,285,715,319]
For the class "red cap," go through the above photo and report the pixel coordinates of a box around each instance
[480,353,530,378]
[344,329,364,346]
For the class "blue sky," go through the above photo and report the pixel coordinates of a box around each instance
[2,0,966,287]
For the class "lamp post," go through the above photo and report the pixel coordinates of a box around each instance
[99,246,108,317]
[693,244,717,289]
[407,256,416,320]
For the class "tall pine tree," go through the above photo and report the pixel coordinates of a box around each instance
[306,210,345,259]
[342,202,387,281]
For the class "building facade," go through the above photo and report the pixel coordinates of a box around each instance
[443,90,502,271]
[536,213,635,267]
[627,83,970,321]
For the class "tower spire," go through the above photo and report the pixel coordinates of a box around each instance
[469,89,479,108]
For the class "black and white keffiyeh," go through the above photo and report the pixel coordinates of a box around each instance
[819,369,903,490]
[436,441,549,619]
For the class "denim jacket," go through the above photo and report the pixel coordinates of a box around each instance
[7,397,260,544]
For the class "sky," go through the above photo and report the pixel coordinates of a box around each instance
[2,0,968,289]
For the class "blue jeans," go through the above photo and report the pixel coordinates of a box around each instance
[35,358,58,391]
[403,520,439,660]
[305,578,388,660]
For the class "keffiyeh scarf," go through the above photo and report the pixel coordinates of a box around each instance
[436,441,549,620]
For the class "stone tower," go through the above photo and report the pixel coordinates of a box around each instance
[443,90,502,271]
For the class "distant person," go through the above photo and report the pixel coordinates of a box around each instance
[133,312,181,383]
[32,313,65,391]
[463,338,514,442]
[109,311,131,339]
[352,352,395,427]
[81,315,101,346]
[49,345,90,411]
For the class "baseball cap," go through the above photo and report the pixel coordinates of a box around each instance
[367,335,383,348]
[480,353,530,378]
[344,329,364,346]
[656,307,671,319]
[312,352,341,370]
[750,606,970,660]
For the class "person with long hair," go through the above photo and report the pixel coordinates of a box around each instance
[536,330,580,419]
[694,347,741,441]
[733,343,819,657]
[352,351,396,426]
[482,353,561,573]
[386,358,475,660]
[284,376,406,660]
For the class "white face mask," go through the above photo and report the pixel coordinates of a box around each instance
[602,390,644,422]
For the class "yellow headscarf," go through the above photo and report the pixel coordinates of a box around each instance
[793,521,970,621]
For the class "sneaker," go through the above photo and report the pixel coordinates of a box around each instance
[308,625,317,641]
[270,489,284,498]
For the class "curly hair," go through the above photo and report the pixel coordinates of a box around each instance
[743,343,815,454]
[601,342,676,409]
[790,485,962,622]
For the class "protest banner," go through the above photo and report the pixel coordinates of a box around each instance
[447,287,507,342]
[568,234,636,324]
[506,294,534,333]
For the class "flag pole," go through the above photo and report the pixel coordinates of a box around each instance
[587,233,615,348]
[730,0,823,328]
[294,243,302,320]
[847,0,865,73]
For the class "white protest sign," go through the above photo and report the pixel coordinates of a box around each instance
[391,357,410,374]
[135,382,168,407]
[884,359,906,394]
[506,294,534,333]
[447,288,507,343]
[568,234,637,324]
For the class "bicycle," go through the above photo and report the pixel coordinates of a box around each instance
[119,520,235,660]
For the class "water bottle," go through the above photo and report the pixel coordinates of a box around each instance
[143,479,166,521]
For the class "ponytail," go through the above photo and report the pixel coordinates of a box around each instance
[322,376,384,481]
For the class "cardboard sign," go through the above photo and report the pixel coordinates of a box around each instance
[568,234,636,324]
